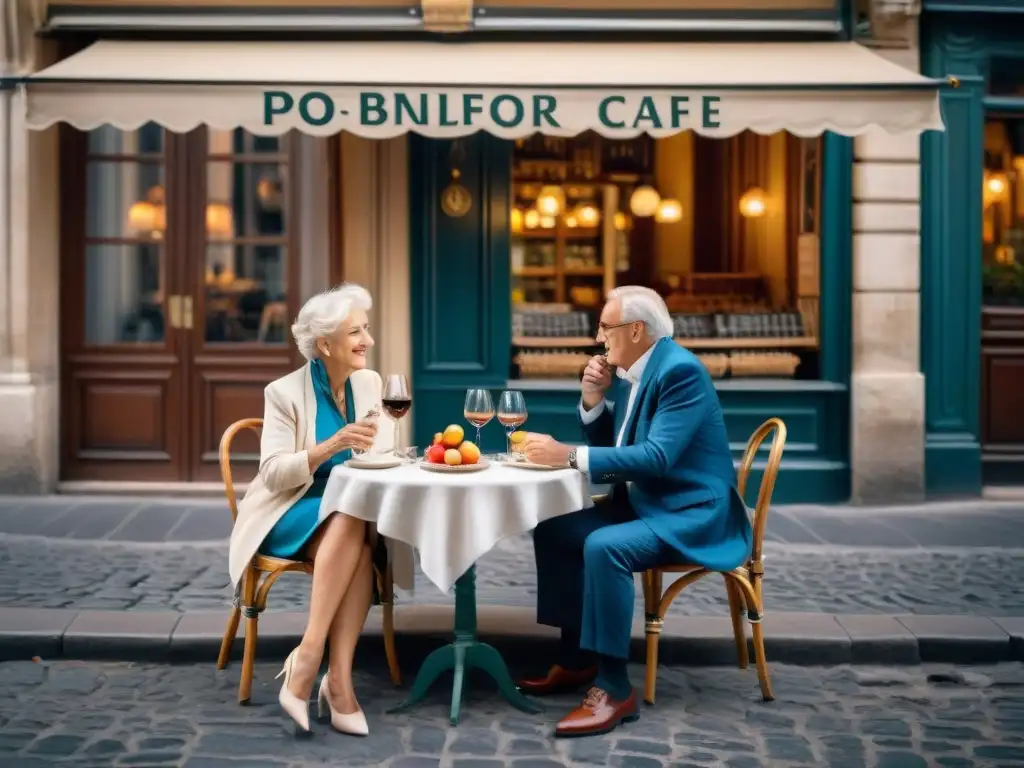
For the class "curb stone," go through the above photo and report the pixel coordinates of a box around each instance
[0,605,1022,667]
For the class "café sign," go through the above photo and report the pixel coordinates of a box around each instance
[261,88,727,138]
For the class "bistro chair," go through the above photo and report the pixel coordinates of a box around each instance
[637,417,786,706]
[215,417,402,704]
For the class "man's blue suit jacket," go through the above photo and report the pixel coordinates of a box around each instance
[581,337,753,572]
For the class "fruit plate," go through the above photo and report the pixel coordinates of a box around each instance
[503,459,567,471]
[419,458,491,473]
[346,454,404,470]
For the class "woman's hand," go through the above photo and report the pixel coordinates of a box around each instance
[308,419,378,472]
[333,419,378,453]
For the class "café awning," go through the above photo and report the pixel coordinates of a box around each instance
[19,39,945,138]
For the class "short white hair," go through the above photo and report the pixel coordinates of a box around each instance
[291,283,373,361]
[608,285,674,340]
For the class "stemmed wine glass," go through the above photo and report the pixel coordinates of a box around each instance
[463,389,495,448]
[381,374,412,456]
[497,390,527,460]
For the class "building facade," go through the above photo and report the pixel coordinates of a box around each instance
[0,0,962,504]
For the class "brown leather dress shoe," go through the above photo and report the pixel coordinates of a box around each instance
[516,665,598,697]
[554,686,639,738]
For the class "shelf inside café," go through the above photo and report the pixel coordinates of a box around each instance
[515,228,601,240]
[513,266,604,278]
[511,335,819,349]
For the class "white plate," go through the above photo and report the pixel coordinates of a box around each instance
[504,460,567,471]
[346,454,404,470]
[419,457,491,473]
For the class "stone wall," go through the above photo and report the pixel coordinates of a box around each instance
[0,6,61,493]
[850,41,926,502]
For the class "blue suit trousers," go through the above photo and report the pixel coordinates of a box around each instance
[533,491,687,660]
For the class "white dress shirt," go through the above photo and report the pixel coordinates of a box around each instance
[575,344,656,475]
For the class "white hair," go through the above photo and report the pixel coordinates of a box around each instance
[291,283,373,361]
[608,285,674,340]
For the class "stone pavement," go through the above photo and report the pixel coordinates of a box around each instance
[1,496,1024,617]
[2,496,1024,666]
[2,658,1024,767]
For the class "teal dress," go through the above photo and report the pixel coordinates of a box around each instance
[260,360,355,558]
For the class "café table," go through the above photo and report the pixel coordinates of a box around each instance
[320,458,593,725]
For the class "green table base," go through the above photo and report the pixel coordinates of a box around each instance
[388,565,544,726]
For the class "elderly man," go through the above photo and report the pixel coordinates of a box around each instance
[519,286,752,738]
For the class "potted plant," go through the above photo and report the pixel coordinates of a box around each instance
[983,261,1024,306]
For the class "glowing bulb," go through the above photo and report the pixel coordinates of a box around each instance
[511,207,524,233]
[738,187,767,218]
[613,212,629,231]
[629,186,661,217]
[536,185,565,216]
[574,203,600,228]
[565,214,579,228]
[655,199,683,224]
[539,215,557,229]
[987,175,1008,197]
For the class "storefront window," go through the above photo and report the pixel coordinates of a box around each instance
[204,130,291,343]
[983,117,1024,307]
[509,132,821,381]
[84,123,166,345]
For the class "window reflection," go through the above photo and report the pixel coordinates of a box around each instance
[983,118,1024,306]
[84,124,165,345]
[204,129,290,343]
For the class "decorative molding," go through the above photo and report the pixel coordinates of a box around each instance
[1,1,47,75]
[422,0,474,32]
[859,0,920,48]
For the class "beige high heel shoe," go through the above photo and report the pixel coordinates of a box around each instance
[275,648,311,735]
[317,676,369,736]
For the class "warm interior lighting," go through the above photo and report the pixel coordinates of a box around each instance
[539,214,557,229]
[536,185,565,216]
[510,207,524,233]
[206,203,235,239]
[128,185,167,239]
[986,173,1008,198]
[629,186,661,217]
[738,187,767,218]
[564,214,579,228]
[524,209,541,229]
[574,203,601,228]
[129,184,235,239]
[613,211,629,231]
[655,198,683,224]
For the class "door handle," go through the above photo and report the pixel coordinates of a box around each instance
[168,295,182,329]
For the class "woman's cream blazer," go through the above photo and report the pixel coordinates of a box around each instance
[227,363,413,590]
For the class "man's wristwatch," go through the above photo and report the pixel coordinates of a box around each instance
[567,448,578,470]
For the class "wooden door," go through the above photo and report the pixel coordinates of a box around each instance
[60,124,190,482]
[182,129,302,482]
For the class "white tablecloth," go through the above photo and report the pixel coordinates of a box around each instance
[320,461,593,594]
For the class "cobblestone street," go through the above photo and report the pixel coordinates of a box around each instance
[2,659,1023,767]
[2,533,1024,617]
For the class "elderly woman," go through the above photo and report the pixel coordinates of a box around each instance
[228,283,388,737]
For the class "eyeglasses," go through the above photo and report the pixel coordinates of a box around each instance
[596,321,637,339]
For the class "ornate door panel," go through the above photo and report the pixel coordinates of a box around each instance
[183,129,302,483]
[59,124,189,481]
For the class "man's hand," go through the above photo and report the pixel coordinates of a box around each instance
[523,433,573,467]
[581,354,613,409]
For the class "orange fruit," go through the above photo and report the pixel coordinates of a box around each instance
[441,424,465,448]
[458,441,481,465]
[444,448,463,465]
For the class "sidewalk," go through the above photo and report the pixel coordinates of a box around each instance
[1,496,1023,666]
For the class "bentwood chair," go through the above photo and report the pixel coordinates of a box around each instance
[215,418,402,704]
[639,417,786,705]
